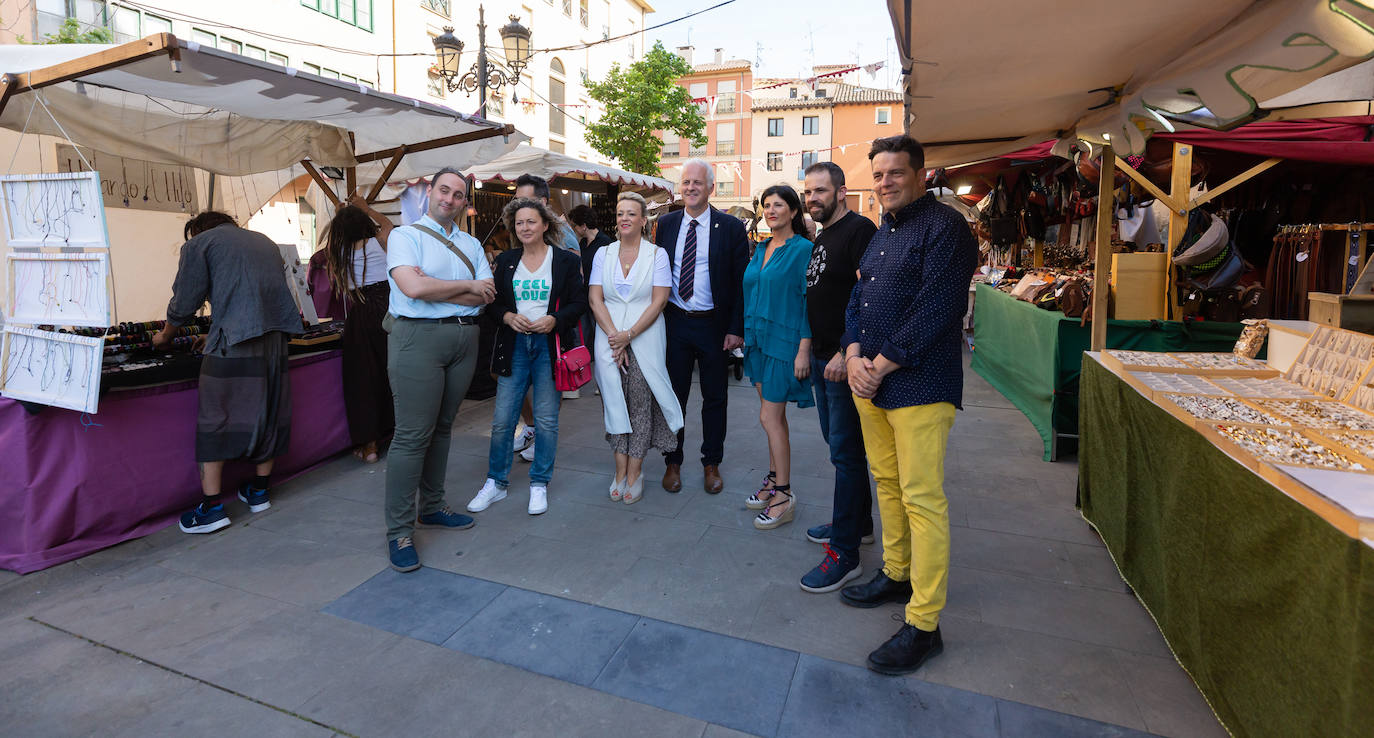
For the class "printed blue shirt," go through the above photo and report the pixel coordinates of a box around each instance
[842,192,978,410]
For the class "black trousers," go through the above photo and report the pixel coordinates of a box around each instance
[664,308,729,466]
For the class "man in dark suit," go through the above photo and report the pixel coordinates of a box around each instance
[656,158,749,494]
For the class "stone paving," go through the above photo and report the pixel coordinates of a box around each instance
[0,349,1228,737]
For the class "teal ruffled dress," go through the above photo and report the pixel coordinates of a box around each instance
[742,234,815,407]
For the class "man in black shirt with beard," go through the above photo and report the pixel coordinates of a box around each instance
[798,161,877,593]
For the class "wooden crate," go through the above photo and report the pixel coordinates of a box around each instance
[1307,293,1374,334]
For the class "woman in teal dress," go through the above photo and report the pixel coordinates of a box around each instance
[743,184,814,531]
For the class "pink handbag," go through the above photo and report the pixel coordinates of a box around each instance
[553,305,592,392]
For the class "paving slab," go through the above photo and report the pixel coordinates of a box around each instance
[322,567,506,644]
[597,555,771,638]
[592,618,798,736]
[996,699,1155,738]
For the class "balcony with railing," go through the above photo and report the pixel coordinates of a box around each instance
[716,140,735,156]
[421,0,450,16]
[716,96,737,114]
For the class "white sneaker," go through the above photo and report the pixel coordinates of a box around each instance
[467,478,507,512]
[528,485,548,515]
[513,425,534,453]
[519,443,536,463]
[562,389,581,399]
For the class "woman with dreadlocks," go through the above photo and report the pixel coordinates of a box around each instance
[322,195,395,463]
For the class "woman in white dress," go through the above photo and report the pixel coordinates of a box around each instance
[587,192,684,503]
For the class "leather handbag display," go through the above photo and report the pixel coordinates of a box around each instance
[553,303,592,392]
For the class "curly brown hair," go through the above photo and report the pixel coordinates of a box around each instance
[501,197,563,248]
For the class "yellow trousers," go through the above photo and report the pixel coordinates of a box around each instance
[854,397,956,630]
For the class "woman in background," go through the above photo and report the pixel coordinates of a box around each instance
[322,195,395,463]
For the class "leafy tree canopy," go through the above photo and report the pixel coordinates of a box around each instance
[21,17,114,44]
[584,41,706,176]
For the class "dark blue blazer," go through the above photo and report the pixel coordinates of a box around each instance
[654,207,749,337]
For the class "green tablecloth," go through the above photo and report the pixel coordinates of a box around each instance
[970,283,1247,460]
[1078,355,1374,738]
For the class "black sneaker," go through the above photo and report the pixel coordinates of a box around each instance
[840,570,912,609]
[867,624,943,675]
[804,523,875,545]
[800,545,863,593]
[237,484,271,513]
[179,502,230,534]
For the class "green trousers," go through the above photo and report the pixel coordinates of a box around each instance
[384,319,479,541]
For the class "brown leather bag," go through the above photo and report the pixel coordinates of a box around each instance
[1058,277,1089,318]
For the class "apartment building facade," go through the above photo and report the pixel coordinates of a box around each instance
[657,47,753,214]
[4,0,652,164]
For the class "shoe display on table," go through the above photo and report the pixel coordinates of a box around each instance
[513,425,535,453]
[416,505,475,529]
[179,502,230,534]
[528,485,548,515]
[805,523,875,545]
[388,536,420,572]
[799,545,864,593]
[519,443,536,463]
[467,478,507,512]
[867,624,943,676]
[840,570,913,608]
[236,484,271,513]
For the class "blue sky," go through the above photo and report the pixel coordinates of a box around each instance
[641,0,902,87]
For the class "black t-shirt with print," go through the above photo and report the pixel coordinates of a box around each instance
[806,210,877,359]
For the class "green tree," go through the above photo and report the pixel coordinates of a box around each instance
[21,17,114,44]
[584,41,707,176]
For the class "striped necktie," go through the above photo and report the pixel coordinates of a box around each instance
[680,219,699,300]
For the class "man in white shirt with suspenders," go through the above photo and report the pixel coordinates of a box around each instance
[383,168,495,572]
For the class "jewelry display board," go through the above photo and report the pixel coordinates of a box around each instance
[6,252,111,327]
[0,172,109,249]
[0,326,103,413]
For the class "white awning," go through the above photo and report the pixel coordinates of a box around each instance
[0,37,528,216]
[463,144,674,196]
[887,0,1374,167]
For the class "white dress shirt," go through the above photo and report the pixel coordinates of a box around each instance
[669,208,715,311]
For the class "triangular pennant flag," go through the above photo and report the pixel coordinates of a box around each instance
[707,95,718,116]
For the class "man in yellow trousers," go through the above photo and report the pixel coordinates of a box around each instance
[840,135,978,675]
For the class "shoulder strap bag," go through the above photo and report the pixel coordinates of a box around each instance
[382,224,483,333]
[552,298,592,392]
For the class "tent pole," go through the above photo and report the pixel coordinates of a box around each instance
[1165,143,1192,319]
[301,161,343,209]
[366,147,408,203]
[9,33,178,93]
[1116,157,1181,213]
[1090,144,1116,352]
[0,75,15,118]
[345,132,357,199]
[1190,157,1281,208]
[353,124,517,163]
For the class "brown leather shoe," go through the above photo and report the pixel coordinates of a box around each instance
[662,463,682,493]
[703,465,724,494]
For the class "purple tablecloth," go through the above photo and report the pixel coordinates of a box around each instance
[0,350,352,574]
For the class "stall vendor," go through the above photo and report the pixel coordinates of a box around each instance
[152,211,304,535]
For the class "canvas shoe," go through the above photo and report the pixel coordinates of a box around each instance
[528,485,548,515]
[388,536,420,572]
[467,479,507,512]
[416,505,475,529]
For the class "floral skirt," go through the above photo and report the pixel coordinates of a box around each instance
[606,347,679,459]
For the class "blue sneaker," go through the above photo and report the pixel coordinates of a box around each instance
[805,523,875,545]
[388,536,420,572]
[179,502,230,534]
[416,505,475,530]
[237,484,271,513]
[800,545,864,593]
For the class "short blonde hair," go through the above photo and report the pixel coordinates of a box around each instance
[616,191,648,217]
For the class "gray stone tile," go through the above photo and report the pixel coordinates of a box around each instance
[996,699,1156,738]
[949,527,1076,584]
[32,564,290,664]
[443,587,639,686]
[944,467,1069,510]
[424,532,638,604]
[167,607,402,712]
[248,493,382,552]
[593,618,798,736]
[322,567,506,644]
[597,556,770,638]
[961,495,1102,546]
[702,725,757,738]
[912,616,1148,730]
[972,569,1171,658]
[1062,540,1132,594]
[109,682,338,738]
[299,636,707,738]
[1112,650,1228,738]
[679,525,828,591]
[778,654,999,737]
[157,524,387,608]
[493,496,710,564]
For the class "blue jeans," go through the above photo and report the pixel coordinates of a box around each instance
[810,356,873,559]
[487,333,561,486]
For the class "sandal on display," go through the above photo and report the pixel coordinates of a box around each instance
[754,485,794,530]
[746,471,777,510]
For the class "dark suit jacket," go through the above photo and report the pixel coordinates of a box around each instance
[489,246,587,376]
[654,207,749,337]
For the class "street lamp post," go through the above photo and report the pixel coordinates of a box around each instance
[431,5,532,115]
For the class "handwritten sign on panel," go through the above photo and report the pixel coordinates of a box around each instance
[56,145,198,214]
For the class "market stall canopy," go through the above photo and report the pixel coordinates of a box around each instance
[463,144,674,196]
[887,0,1374,167]
[0,35,527,215]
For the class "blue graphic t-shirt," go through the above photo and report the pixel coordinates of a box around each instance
[514,248,554,321]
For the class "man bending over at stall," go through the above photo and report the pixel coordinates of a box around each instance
[154,211,304,534]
